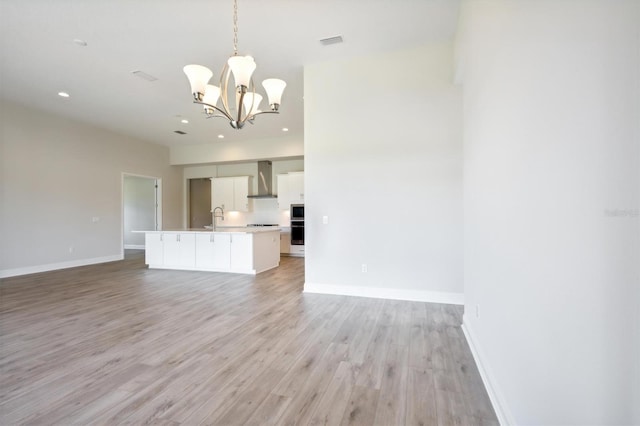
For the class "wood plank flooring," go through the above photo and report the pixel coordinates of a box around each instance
[0,251,498,425]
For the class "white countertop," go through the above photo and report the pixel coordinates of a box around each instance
[133,227,281,234]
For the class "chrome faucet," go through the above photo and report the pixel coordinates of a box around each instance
[212,207,224,231]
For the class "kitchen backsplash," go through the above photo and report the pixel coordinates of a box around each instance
[217,198,291,227]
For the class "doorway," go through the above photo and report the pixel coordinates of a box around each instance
[122,174,160,251]
[189,178,212,228]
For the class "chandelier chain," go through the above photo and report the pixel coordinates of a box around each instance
[232,0,238,55]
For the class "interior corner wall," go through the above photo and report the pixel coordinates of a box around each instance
[303,43,463,303]
[458,1,640,424]
[0,100,183,277]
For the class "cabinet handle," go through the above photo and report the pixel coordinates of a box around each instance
[160,233,163,242]
[177,234,180,242]
[210,234,214,242]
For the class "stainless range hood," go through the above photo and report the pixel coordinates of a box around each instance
[248,160,277,198]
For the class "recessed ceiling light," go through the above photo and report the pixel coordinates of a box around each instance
[218,134,224,139]
[181,119,189,124]
[282,127,289,132]
[73,39,88,47]
[58,92,70,98]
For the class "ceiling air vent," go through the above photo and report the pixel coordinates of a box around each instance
[174,130,187,135]
[132,70,158,82]
[319,35,343,46]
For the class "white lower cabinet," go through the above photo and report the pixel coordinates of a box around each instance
[195,233,231,269]
[141,230,279,274]
[280,230,291,254]
[289,244,305,256]
[162,232,196,268]
[230,233,252,271]
[145,233,163,265]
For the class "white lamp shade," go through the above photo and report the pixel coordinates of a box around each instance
[262,78,286,106]
[202,84,220,107]
[243,92,263,117]
[183,64,213,96]
[227,55,256,88]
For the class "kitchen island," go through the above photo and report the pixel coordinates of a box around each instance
[136,228,280,274]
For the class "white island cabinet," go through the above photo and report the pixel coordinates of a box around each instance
[138,228,280,275]
[195,233,231,270]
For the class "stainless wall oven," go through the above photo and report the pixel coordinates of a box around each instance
[290,204,304,245]
[291,204,304,221]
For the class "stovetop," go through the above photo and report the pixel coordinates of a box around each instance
[246,224,279,227]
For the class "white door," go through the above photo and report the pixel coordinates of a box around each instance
[124,175,158,248]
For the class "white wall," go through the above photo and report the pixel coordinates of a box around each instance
[0,100,183,277]
[170,137,303,165]
[182,159,304,228]
[457,1,640,424]
[123,176,157,247]
[303,43,463,303]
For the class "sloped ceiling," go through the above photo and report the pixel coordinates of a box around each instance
[0,0,461,147]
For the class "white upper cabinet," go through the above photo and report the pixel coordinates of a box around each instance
[232,176,250,212]
[288,172,304,205]
[211,176,251,212]
[277,172,304,211]
[211,178,233,211]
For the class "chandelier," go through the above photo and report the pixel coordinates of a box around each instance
[183,0,286,130]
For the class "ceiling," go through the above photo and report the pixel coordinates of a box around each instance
[0,0,461,148]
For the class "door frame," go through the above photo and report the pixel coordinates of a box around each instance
[121,172,162,258]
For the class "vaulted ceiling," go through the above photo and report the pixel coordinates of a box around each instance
[0,0,461,147]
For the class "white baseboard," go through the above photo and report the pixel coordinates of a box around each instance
[0,255,124,279]
[462,316,514,426]
[124,244,145,250]
[303,282,464,305]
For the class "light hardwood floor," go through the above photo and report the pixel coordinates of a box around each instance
[0,251,497,425]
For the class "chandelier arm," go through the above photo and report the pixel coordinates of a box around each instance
[219,64,232,118]
[248,111,279,119]
[236,89,247,126]
[193,101,234,122]
[206,114,231,120]
[244,78,256,124]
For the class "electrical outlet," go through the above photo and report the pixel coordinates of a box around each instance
[322,215,329,225]
[69,246,74,253]
[361,264,367,273]
[91,216,100,223]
